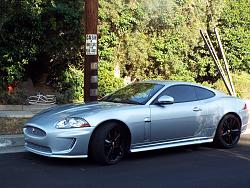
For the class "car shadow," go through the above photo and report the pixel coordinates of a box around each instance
[125,144,209,161]
[18,135,250,167]
[19,144,207,167]
[20,152,97,167]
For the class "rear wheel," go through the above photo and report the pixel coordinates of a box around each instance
[214,114,241,148]
[90,122,127,165]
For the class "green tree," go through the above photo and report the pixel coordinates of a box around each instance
[218,0,250,73]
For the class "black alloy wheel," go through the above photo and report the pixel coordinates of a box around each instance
[214,114,241,148]
[90,122,126,165]
[104,126,124,163]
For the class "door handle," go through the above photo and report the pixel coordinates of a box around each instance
[193,107,202,112]
[144,117,151,122]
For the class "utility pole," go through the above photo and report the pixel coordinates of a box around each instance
[84,0,98,102]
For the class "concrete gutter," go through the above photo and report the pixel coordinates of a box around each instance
[0,134,25,154]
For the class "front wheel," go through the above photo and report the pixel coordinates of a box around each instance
[214,114,241,149]
[90,123,126,165]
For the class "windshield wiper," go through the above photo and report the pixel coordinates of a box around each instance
[121,99,143,105]
[100,99,142,105]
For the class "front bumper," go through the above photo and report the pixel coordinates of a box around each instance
[23,125,94,158]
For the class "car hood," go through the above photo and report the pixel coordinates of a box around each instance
[26,102,131,125]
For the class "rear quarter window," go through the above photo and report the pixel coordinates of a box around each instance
[161,85,197,103]
[195,87,215,100]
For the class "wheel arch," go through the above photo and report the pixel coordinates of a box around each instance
[213,112,242,148]
[88,119,132,155]
[214,112,242,137]
[221,112,242,127]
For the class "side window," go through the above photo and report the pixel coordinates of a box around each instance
[195,87,215,100]
[159,85,197,103]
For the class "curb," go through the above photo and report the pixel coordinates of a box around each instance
[0,134,24,147]
[0,104,57,118]
[0,111,34,118]
[0,104,57,112]
[0,134,25,154]
[0,146,25,154]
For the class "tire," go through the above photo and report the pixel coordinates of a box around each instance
[214,114,241,149]
[89,122,127,165]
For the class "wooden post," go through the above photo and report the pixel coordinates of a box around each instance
[84,0,98,102]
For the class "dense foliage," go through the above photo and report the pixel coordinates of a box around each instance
[218,0,250,73]
[0,0,249,102]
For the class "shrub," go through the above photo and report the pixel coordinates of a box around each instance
[0,89,28,105]
[57,63,124,103]
[58,65,84,103]
[98,61,124,97]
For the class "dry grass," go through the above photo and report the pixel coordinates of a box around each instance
[213,72,250,99]
[0,118,29,135]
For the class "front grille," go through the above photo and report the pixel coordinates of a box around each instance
[25,126,46,137]
[26,141,52,153]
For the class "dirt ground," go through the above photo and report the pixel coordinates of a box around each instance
[0,118,29,135]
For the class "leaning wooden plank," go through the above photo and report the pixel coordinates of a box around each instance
[200,30,233,96]
[214,28,236,96]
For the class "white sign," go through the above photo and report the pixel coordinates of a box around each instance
[86,34,97,55]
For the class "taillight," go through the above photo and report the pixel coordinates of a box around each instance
[243,103,248,110]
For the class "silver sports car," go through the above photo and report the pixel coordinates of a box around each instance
[23,81,249,165]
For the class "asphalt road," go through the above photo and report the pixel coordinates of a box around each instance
[0,135,250,188]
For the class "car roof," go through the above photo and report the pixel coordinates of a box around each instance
[140,80,227,96]
[141,80,199,87]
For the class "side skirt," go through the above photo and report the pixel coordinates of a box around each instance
[130,137,214,153]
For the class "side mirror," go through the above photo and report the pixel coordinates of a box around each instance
[157,95,174,104]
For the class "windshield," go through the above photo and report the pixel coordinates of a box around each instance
[100,83,164,105]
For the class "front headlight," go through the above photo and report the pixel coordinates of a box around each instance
[55,117,90,129]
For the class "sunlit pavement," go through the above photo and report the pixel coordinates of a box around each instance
[245,127,250,135]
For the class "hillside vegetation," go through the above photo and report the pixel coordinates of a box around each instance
[0,0,249,102]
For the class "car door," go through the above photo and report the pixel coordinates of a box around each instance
[150,85,206,142]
